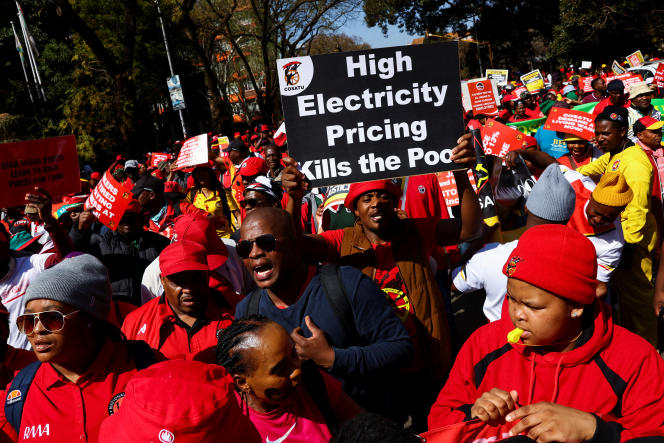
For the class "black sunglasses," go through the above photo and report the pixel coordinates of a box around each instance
[239,198,260,209]
[237,234,278,258]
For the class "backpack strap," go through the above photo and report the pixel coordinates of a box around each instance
[126,339,156,370]
[300,361,339,436]
[319,264,360,343]
[5,360,41,434]
[244,288,263,318]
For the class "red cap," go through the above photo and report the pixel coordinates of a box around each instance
[498,109,512,121]
[241,135,248,143]
[233,132,241,138]
[159,240,209,276]
[260,124,270,132]
[503,225,598,305]
[173,214,227,269]
[344,179,403,212]
[90,172,101,180]
[238,157,268,177]
[98,360,260,443]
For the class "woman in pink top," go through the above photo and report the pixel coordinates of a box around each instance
[216,316,361,442]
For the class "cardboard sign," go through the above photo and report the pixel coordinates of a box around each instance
[85,170,132,230]
[606,73,644,94]
[150,153,172,168]
[0,135,80,208]
[465,78,499,115]
[486,69,509,86]
[480,119,525,158]
[581,61,592,69]
[277,42,464,186]
[612,60,626,75]
[626,50,644,68]
[520,70,544,93]
[654,63,664,88]
[579,76,594,93]
[175,134,208,169]
[544,108,595,140]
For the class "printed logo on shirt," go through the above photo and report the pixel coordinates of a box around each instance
[417,185,426,194]
[138,323,147,335]
[107,392,125,415]
[159,429,175,443]
[6,389,21,405]
[505,256,522,276]
[611,160,620,171]
[382,287,412,323]
[22,424,50,439]
[266,420,297,443]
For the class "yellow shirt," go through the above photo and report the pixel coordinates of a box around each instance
[577,145,655,245]
[188,190,232,238]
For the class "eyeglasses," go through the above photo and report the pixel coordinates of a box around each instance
[239,198,261,209]
[236,234,278,258]
[16,310,80,335]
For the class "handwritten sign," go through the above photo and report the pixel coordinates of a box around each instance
[544,108,595,141]
[481,119,525,158]
[0,135,80,207]
[85,171,132,230]
[175,134,208,169]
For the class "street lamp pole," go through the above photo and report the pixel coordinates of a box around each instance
[154,0,188,139]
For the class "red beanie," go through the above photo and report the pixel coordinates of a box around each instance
[344,179,403,212]
[503,224,598,305]
[98,360,260,443]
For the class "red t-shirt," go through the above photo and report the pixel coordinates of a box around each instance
[592,97,631,115]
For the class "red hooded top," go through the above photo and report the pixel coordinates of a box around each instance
[428,300,664,441]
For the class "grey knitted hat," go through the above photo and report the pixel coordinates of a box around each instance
[24,254,112,322]
[525,164,576,222]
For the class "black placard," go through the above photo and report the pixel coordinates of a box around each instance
[277,42,464,186]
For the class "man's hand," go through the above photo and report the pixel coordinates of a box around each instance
[25,187,54,225]
[506,402,596,442]
[471,388,519,423]
[281,157,306,201]
[451,133,476,167]
[290,316,335,369]
[504,150,525,170]
[78,210,96,231]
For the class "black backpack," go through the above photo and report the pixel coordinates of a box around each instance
[4,340,155,434]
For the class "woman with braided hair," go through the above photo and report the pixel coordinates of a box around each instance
[216,316,361,442]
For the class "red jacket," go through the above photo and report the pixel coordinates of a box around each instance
[428,300,664,441]
[122,295,233,363]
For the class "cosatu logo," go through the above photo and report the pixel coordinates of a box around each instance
[283,61,301,86]
[277,57,314,96]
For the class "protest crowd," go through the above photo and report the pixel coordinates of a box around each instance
[3,45,664,443]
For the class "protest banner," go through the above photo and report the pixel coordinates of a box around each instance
[481,119,525,158]
[486,69,509,86]
[544,107,595,140]
[581,61,592,69]
[579,76,594,93]
[626,50,644,68]
[463,78,499,115]
[436,170,476,207]
[277,42,463,186]
[150,152,172,168]
[612,60,626,74]
[606,73,644,93]
[520,70,544,93]
[573,102,597,113]
[0,135,80,208]
[654,63,664,88]
[507,117,546,135]
[85,170,132,230]
[175,134,208,169]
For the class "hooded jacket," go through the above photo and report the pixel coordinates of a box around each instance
[428,300,664,441]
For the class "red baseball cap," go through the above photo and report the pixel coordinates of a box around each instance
[173,214,227,269]
[344,179,403,212]
[239,157,268,177]
[98,360,260,443]
[503,224,598,305]
[90,172,102,180]
[159,240,209,277]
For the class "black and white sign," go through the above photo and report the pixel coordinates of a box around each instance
[278,42,464,186]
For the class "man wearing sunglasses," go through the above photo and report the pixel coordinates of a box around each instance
[235,207,414,419]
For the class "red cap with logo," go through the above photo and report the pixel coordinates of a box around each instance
[239,157,269,177]
[502,224,598,305]
[98,360,260,443]
[344,179,403,212]
[173,213,227,269]
[159,240,209,277]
